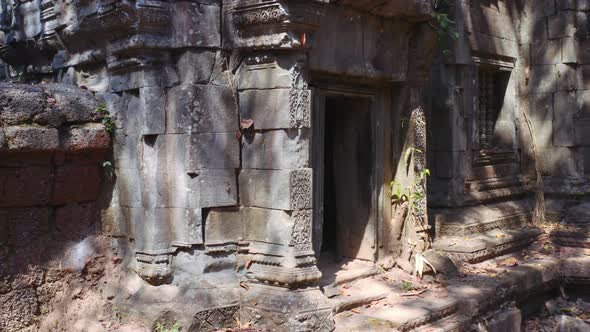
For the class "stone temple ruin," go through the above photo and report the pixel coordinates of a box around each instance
[0,0,589,331]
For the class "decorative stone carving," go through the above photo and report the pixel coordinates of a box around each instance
[241,284,333,331]
[290,169,313,209]
[0,1,445,331]
[291,309,335,332]
[233,3,287,27]
[290,210,313,252]
[228,0,326,49]
[190,305,240,331]
[288,60,311,127]
[133,251,173,281]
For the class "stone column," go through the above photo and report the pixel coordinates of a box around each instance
[228,1,334,330]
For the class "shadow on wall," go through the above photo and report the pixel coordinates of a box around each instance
[426,0,584,216]
[0,83,115,331]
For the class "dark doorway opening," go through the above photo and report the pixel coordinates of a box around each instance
[321,96,375,262]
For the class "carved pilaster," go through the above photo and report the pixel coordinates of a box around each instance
[237,45,332,328]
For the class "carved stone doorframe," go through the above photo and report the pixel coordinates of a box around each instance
[311,78,387,263]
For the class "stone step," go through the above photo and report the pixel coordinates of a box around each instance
[330,292,389,314]
[414,313,471,332]
[432,199,532,237]
[433,227,542,263]
[334,298,458,332]
[328,277,391,314]
[551,226,590,248]
[356,297,458,331]
[322,266,379,298]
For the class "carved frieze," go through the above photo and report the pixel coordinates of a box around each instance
[133,250,173,281]
[233,2,287,27]
[229,0,326,49]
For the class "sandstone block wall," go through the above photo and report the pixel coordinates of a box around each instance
[429,0,590,207]
[427,0,590,263]
[518,0,590,196]
[0,0,437,330]
[0,83,110,331]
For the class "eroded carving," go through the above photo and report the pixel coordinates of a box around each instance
[290,169,312,209]
[190,305,240,331]
[290,210,312,252]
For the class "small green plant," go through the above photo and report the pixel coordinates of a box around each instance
[390,145,432,278]
[433,12,460,39]
[389,168,430,209]
[431,0,460,56]
[96,103,117,135]
[401,280,414,292]
[155,321,182,332]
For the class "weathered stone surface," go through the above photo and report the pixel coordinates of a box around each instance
[422,249,459,276]
[0,167,52,207]
[52,165,102,205]
[243,207,295,246]
[41,84,101,124]
[493,120,517,148]
[108,67,178,92]
[532,39,561,65]
[142,134,189,208]
[239,169,312,210]
[485,307,522,332]
[177,50,216,85]
[169,208,203,247]
[547,12,576,40]
[239,89,310,129]
[61,124,111,151]
[562,37,577,64]
[0,84,45,125]
[556,64,577,91]
[574,117,590,145]
[309,7,409,80]
[167,84,237,134]
[526,65,558,94]
[242,129,310,170]
[140,87,166,135]
[540,147,583,177]
[576,65,590,90]
[554,91,576,147]
[172,2,220,48]
[521,93,553,147]
[463,2,516,41]
[567,37,590,64]
[187,133,240,170]
[467,31,518,59]
[3,127,60,151]
[55,203,99,240]
[0,129,5,149]
[113,132,142,171]
[527,0,557,18]
[205,208,243,245]
[0,288,39,331]
[564,201,590,224]
[339,0,433,20]
[189,170,238,208]
[11,1,590,331]
[237,54,298,90]
[117,167,145,208]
